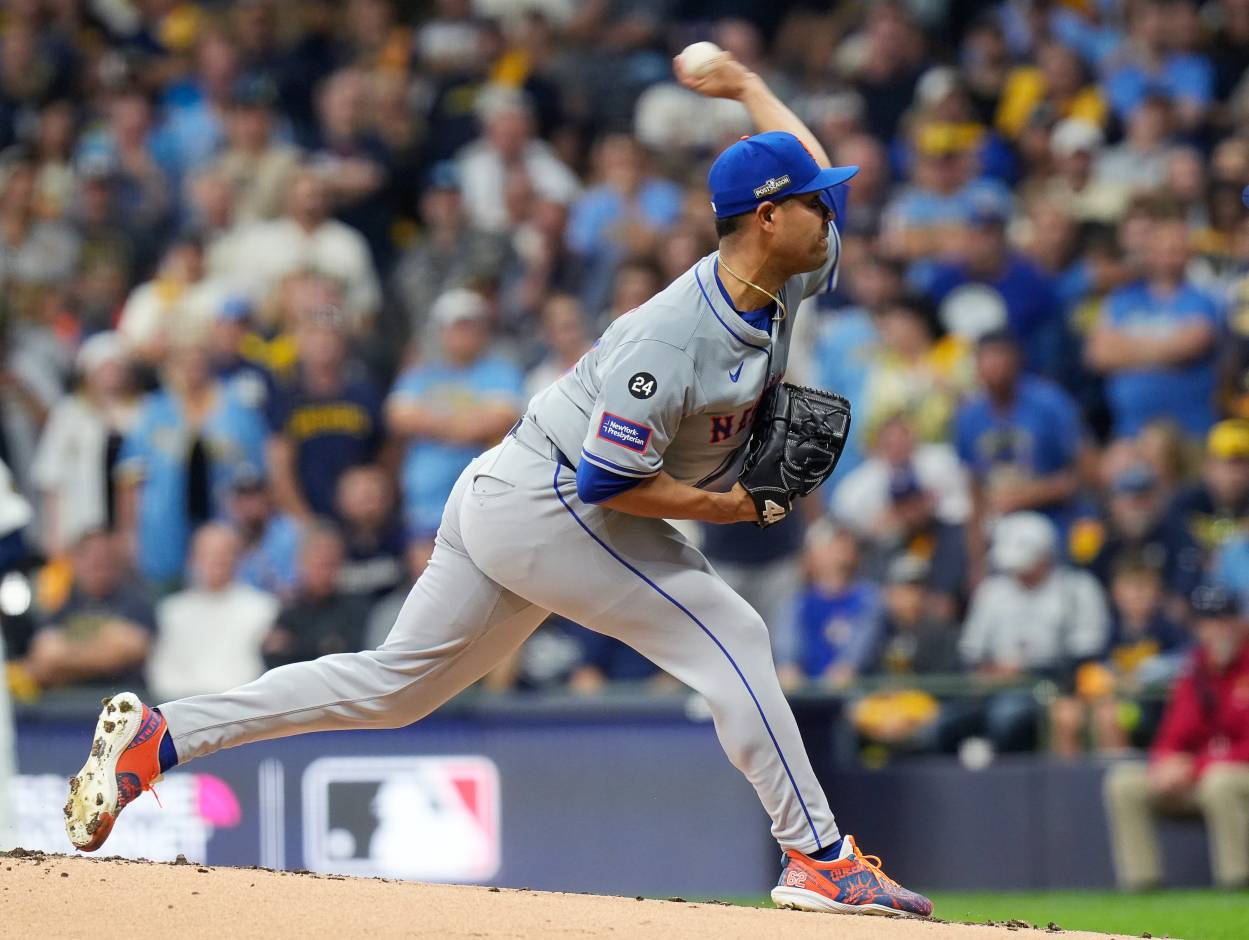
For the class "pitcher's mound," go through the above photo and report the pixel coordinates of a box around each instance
[1,849,1119,939]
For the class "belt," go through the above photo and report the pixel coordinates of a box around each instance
[508,416,575,471]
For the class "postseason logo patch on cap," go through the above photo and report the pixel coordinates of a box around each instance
[752,175,791,199]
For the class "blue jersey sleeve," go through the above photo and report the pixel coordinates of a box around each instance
[115,397,155,482]
[952,402,980,469]
[576,459,643,504]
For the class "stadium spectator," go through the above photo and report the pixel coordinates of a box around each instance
[262,523,369,669]
[774,524,882,691]
[335,464,404,602]
[595,254,663,328]
[898,65,1016,186]
[307,67,393,269]
[30,99,78,223]
[0,329,62,525]
[955,328,1085,577]
[865,554,961,677]
[829,133,890,234]
[957,513,1109,752]
[1164,420,1249,559]
[832,412,969,613]
[1093,95,1176,194]
[71,86,172,238]
[389,161,509,354]
[633,64,752,153]
[800,253,906,475]
[212,74,301,225]
[1072,461,1203,604]
[1051,555,1190,757]
[229,168,381,326]
[848,555,960,753]
[69,166,139,322]
[156,29,239,182]
[495,185,580,340]
[1040,119,1129,224]
[147,522,279,700]
[1216,259,1249,421]
[1101,1,1213,129]
[880,121,1011,269]
[524,293,591,403]
[228,467,302,603]
[265,304,384,522]
[848,4,928,143]
[20,530,153,690]
[117,330,268,587]
[206,296,271,412]
[116,235,230,366]
[566,133,682,314]
[923,191,1064,376]
[387,288,523,540]
[995,40,1107,141]
[1104,585,1249,891]
[860,294,972,445]
[30,333,139,555]
[1213,530,1249,613]
[456,86,578,235]
[0,153,80,316]
[186,168,244,277]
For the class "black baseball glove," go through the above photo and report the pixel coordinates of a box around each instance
[737,384,852,527]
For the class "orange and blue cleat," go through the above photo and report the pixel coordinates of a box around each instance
[771,834,933,918]
[64,692,166,852]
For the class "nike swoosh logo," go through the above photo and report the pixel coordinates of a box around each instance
[729,363,743,382]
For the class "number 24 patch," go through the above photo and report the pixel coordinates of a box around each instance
[628,372,657,399]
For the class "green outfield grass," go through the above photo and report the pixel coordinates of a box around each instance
[727,890,1248,939]
[926,890,1248,939]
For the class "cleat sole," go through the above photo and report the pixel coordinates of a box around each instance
[64,692,145,852]
[771,886,926,918]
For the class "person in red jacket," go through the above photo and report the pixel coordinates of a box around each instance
[1103,585,1249,889]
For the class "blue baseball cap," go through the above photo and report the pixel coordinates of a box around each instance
[708,131,858,220]
[1189,584,1241,619]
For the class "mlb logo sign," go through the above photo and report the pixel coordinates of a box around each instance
[302,756,501,881]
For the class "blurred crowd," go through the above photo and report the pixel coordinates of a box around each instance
[0,0,1248,775]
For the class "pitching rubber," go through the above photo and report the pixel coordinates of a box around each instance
[770,885,922,918]
[64,692,146,850]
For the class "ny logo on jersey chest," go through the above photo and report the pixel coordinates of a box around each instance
[708,403,759,444]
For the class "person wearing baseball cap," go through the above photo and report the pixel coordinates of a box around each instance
[961,512,1110,751]
[390,287,525,540]
[1167,419,1249,558]
[1104,584,1249,891]
[708,131,858,234]
[686,48,857,326]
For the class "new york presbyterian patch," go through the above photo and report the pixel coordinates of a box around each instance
[597,412,652,453]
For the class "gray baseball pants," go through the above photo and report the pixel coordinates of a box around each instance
[160,429,839,853]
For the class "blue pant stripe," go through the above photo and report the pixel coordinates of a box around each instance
[550,463,821,850]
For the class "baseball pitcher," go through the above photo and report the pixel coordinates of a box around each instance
[64,51,931,918]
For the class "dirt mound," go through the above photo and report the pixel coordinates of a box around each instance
[1,849,1122,939]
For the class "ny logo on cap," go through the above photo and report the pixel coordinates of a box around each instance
[752,175,791,199]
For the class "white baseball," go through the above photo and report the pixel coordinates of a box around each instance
[677,41,724,78]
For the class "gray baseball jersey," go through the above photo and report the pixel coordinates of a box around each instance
[157,232,846,857]
[529,236,841,492]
